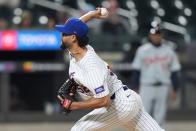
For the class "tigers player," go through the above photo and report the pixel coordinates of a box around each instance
[131,26,181,126]
[55,8,165,131]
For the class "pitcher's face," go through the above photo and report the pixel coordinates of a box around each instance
[61,33,76,50]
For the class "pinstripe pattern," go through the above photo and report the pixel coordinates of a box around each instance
[69,45,164,131]
[131,108,165,131]
[69,45,122,98]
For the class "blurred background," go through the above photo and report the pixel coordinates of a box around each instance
[0,0,196,131]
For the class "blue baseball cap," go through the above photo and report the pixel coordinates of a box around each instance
[55,18,88,38]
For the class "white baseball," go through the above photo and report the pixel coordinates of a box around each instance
[100,8,109,16]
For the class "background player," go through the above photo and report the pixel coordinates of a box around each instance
[55,8,165,131]
[131,25,181,126]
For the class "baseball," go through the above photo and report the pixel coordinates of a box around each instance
[100,8,109,16]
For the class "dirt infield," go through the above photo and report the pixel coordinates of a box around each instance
[0,121,196,131]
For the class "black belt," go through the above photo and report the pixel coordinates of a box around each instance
[148,82,170,87]
[110,86,129,100]
[152,82,163,86]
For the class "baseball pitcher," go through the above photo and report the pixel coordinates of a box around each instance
[56,8,165,131]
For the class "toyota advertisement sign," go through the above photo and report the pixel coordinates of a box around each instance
[0,30,61,51]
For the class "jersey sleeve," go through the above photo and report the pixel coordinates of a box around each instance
[83,68,109,98]
[170,51,181,71]
[132,48,143,70]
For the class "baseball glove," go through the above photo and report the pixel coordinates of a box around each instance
[57,78,78,114]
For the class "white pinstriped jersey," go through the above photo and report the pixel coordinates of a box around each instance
[69,45,165,131]
[69,45,123,100]
[132,42,181,85]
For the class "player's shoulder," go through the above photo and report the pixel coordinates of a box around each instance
[161,43,176,54]
[83,45,106,70]
[137,43,153,52]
